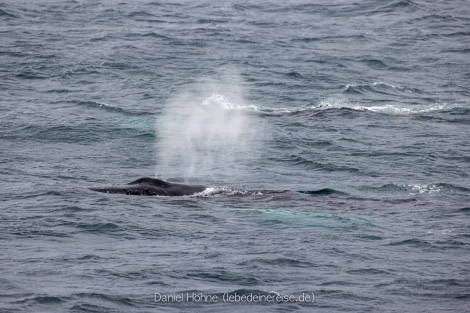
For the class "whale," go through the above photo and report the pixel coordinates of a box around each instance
[89,177,206,196]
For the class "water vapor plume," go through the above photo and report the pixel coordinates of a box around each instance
[155,70,262,182]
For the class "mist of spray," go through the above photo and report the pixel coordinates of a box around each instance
[155,72,260,182]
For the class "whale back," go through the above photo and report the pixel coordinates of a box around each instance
[90,177,206,196]
[128,177,172,188]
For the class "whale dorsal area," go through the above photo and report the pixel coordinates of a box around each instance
[128,177,172,188]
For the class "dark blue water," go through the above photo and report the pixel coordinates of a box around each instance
[1,1,469,312]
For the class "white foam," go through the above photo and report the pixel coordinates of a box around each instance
[371,81,407,91]
[95,101,118,108]
[201,93,260,112]
[317,96,360,110]
[408,183,441,194]
[314,96,448,115]
[192,187,258,197]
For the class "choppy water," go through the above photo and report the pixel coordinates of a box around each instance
[1,0,469,312]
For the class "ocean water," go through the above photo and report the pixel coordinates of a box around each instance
[1,0,469,312]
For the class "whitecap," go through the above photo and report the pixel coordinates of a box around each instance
[314,96,448,115]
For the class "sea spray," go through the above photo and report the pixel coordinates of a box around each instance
[155,72,262,182]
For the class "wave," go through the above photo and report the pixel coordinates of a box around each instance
[257,99,461,118]
[416,105,470,124]
[193,187,287,197]
[329,81,449,115]
[75,222,121,233]
[72,292,136,307]
[344,81,424,95]
[250,79,466,118]
[13,292,138,312]
[19,295,65,305]
[200,93,260,112]
[3,116,155,143]
[1,124,103,143]
[362,183,469,195]
[73,100,151,116]
[388,238,433,248]
[0,8,18,19]
[192,187,347,198]
[376,0,418,14]
[126,31,172,40]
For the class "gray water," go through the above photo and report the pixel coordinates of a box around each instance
[1,0,469,312]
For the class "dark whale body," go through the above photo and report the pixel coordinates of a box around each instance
[90,177,206,196]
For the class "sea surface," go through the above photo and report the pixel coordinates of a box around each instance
[1,0,469,312]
